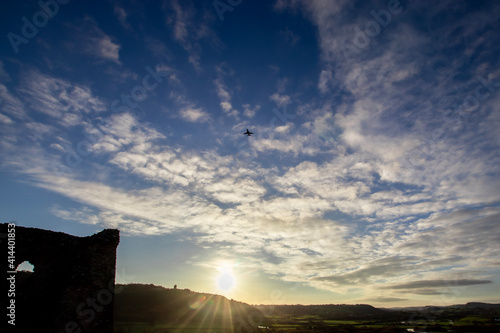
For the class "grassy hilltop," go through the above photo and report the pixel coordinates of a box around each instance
[114,283,266,333]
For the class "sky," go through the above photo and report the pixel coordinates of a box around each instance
[1,0,500,308]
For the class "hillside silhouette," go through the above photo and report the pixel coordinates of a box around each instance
[114,283,267,329]
[257,304,389,320]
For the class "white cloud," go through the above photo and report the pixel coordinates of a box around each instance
[275,122,294,134]
[204,178,266,204]
[170,0,189,42]
[166,0,220,71]
[114,5,132,30]
[70,17,121,64]
[214,65,239,118]
[0,60,10,81]
[179,106,211,123]
[318,69,333,93]
[49,143,65,152]
[18,70,106,125]
[270,92,291,107]
[0,113,12,124]
[0,84,26,120]
[90,112,164,153]
[94,36,121,64]
[242,104,260,118]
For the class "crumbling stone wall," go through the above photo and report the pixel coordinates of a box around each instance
[1,223,119,333]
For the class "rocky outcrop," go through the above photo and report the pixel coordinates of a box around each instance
[1,223,119,333]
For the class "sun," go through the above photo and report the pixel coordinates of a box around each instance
[216,267,236,292]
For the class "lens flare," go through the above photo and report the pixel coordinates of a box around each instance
[189,295,206,309]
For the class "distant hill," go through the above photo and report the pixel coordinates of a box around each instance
[256,302,500,322]
[463,302,500,309]
[255,303,394,320]
[391,302,500,322]
[389,302,500,312]
[114,284,267,328]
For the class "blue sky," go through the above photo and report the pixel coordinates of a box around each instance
[1,0,500,307]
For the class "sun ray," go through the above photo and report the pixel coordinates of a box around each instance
[224,296,234,332]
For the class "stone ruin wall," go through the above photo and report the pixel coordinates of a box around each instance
[1,223,120,333]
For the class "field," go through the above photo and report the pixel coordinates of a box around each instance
[115,313,500,333]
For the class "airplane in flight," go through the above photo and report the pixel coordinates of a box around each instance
[244,129,253,136]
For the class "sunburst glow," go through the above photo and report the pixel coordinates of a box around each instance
[216,267,235,292]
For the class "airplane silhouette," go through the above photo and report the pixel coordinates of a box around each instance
[244,129,253,136]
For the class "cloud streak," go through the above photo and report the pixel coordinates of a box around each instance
[383,279,493,290]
